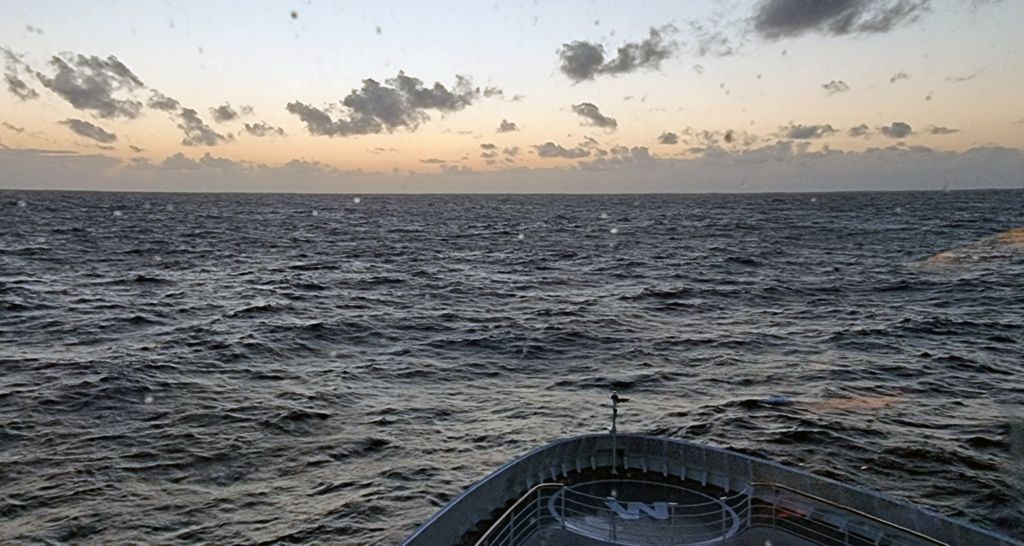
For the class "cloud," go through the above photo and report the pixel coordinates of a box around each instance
[658,132,679,145]
[890,71,910,83]
[503,147,520,157]
[35,52,145,118]
[482,86,504,98]
[848,124,871,137]
[177,108,231,146]
[146,90,180,111]
[288,71,481,137]
[59,118,117,143]
[210,102,254,123]
[822,80,850,95]
[880,121,913,138]
[534,141,591,159]
[129,145,144,153]
[579,146,656,171]
[497,119,518,133]
[945,73,977,83]
[3,122,25,133]
[3,47,40,101]
[571,102,617,130]
[779,123,836,139]
[242,121,285,137]
[480,143,497,150]
[753,0,930,39]
[419,158,446,164]
[558,26,674,82]
[928,125,959,135]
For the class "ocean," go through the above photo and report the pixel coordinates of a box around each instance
[1,190,1022,544]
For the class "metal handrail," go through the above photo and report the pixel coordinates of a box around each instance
[751,481,951,546]
[473,483,562,546]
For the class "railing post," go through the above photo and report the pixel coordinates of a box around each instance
[720,496,727,544]
[560,488,566,530]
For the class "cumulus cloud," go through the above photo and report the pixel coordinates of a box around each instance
[579,146,655,171]
[35,52,145,118]
[242,121,285,137]
[177,108,231,146]
[558,26,674,82]
[928,125,958,135]
[890,71,910,83]
[59,118,117,143]
[658,132,679,145]
[210,102,254,123]
[822,80,850,95]
[880,121,913,138]
[497,119,518,133]
[146,90,180,111]
[535,142,591,159]
[779,123,836,139]
[572,102,617,130]
[3,47,40,101]
[503,146,520,157]
[848,124,871,137]
[288,71,481,137]
[753,0,930,39]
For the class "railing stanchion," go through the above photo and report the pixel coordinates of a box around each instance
[560,488,566,530]
[720,496,727,544]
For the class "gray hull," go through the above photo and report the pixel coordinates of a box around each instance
[402,433,1021,546]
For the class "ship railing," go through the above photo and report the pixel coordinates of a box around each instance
[473,483,562,546]
[474,480,954,546]
[749,481,951,546]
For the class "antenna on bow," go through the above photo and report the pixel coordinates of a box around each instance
[610,391,629,474]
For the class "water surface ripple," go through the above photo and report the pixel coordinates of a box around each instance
[1,191,1022,544]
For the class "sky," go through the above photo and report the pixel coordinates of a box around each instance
[1,0,1023,193]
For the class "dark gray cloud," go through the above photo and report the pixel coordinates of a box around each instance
[288,71,481,137]
[3,47,40,101]
[177,108,231,146]
[35,52,145,118]
[129,145,144,153]
[210,102,254,123]
[558,27,674,82]
[3,122,25,133]
[658,131,679,145]
[59,118,117,143]
[945,73,977,83]
[848,124,871,137]
[780,123,836,139]
[572,102,617,130]
[890,71,910,83]
[753,0,930,39]
[928,125,958,135]
[497,119,518,133]
[146,90,180,111]
[880,121,913,138]
[480,143,497,150]
[822,80,850,95]
[534,142,591,159]
[579,146,655,171]
[243,121,285,137]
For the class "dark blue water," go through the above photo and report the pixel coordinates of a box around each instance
[1,190,1022,544]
